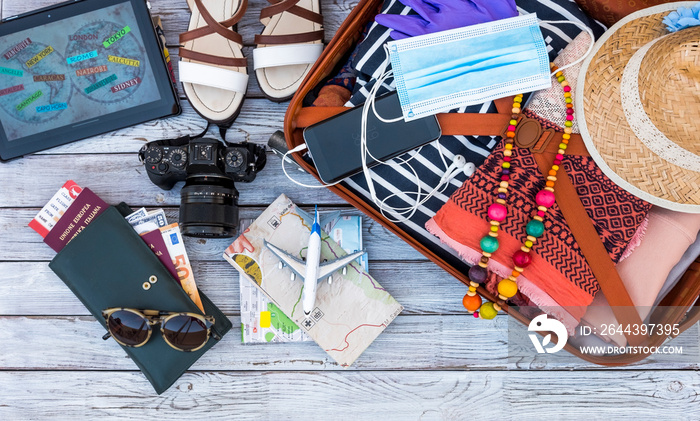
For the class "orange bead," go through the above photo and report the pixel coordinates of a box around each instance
[546,180,555,187]
[548,170,557,176]
[511,270,521,278]
[462,293,482,312]
[566,103,573,108]
[506,131,516,138]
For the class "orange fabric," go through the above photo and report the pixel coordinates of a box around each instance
[432,199,593,321]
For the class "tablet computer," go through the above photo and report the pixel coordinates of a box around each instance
[0,0,180,161]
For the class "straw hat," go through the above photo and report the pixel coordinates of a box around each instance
[577,2,700,212]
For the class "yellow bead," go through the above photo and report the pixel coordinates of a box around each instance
[514,96,522,103]
[502,162,510,169]
[555,71,563,77]
[510,119,517,126]
[498,279,518,298]
[559,143,567,150]
[490,225,498,233]
[505,143,513,150]
[468,286,476,292]
[562,134,570,140]
[552,165,559,171]
[525,240,533,248]
[564,92,571,98]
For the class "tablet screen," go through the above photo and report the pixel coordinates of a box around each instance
[0,0,179,160]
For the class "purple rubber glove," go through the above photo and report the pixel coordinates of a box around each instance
[375,0,518,40]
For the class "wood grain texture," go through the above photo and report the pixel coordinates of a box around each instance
[0,261,462,315]
[1,316,698,371]
[0,208,423,261]
[1,370,699,420]
[0,155,345,207]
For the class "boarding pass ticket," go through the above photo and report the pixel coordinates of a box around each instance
[29,180,83,237]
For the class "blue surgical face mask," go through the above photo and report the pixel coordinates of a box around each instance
[388,14,551,121]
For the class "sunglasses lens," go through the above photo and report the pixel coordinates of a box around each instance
[107,310,150,346]
[162,315,208,351]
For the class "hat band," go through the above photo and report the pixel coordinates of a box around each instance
[620,34,700,173]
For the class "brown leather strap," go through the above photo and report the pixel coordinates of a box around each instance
[295,106,513,136]
[260,0,324,24]
[532,151,646,346]
[179,0,247,45]
[255,30,325,45]
[179,48,247,67]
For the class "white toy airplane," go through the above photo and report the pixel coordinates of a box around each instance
[264,206,366,316]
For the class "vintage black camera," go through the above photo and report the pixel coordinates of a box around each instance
[139,135,266,238]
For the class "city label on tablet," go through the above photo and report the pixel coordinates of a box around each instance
[111,77,141,93]
[76,65,108,77]
[26,46,54,68]
[103,26,131,48]
[16,90,42,111]
[85,74,117,94]
[4,38,32,60]
[0,66,23,77]
[33,74,66,82]
[66,50,98,64]
[108,55,140,67]
[36,102,68,113]
[0,84,24,96]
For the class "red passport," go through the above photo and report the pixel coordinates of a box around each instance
[43,188,108,252]
[140,229,180,284]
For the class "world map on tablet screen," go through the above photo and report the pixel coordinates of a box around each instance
[0,2,161,141]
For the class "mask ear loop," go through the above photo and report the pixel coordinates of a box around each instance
[540,20,596,76]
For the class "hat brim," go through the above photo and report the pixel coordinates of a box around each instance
[576,2,700,213]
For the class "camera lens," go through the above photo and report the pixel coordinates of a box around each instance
[179,175,239,238]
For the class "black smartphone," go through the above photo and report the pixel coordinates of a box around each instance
[303,92,442,184]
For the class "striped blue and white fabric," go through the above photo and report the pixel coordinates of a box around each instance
[339,0,606,271]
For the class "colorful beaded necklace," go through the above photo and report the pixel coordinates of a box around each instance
[462,63,574,319]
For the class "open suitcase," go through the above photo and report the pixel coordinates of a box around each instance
[282,0,700,364]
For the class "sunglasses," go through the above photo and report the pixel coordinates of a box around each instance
[101,308,219,352]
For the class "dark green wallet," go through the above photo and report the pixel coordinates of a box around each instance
[49,204,231,394]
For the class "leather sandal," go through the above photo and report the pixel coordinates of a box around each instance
[253,0,324,102]
[179,0,248,127]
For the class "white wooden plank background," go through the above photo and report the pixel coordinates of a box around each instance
[1,0,699,419]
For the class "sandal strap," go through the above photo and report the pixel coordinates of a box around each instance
[180,48,248,68]
[255,30,324,45]
[253,43,322,70]
[260,0,323,25]
[179,61,248,93]
[179,0,247,45]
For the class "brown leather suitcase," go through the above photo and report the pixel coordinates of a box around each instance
[283,0,700,364]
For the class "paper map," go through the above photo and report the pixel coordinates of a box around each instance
[224,194,403,366]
